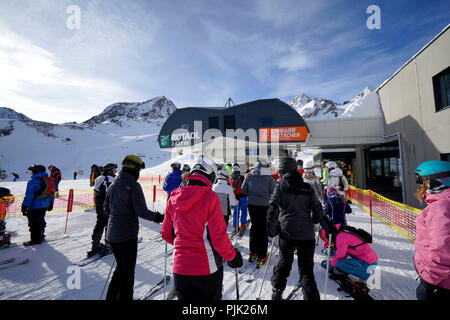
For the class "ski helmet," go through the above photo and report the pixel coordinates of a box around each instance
[232,165,241,173]
[171,162,181,170]
[190,156,217,183]
[121,155,145,171]
[103,163,118,175]
[326,161,337,169]
[182,164,191,173]
[327,187,338,197]
[415,160,450,187]
[28,165,46,174]
[219,168,229,179]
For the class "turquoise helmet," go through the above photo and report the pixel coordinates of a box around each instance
[415,160,450,187]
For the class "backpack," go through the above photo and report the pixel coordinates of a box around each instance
[90,165,103,187]
[339,225,372,249]
[35,176,56,199]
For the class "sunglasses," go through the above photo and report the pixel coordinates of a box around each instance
[415,171,450,184]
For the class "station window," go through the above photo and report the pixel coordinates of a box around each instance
[208,116,219,129]
[441,153,450,162]
[224,115,236,130]
[433,66,450,112]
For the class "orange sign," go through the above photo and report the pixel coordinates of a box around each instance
[259,126,308,142]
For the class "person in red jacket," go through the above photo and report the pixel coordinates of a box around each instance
[161,156,243,301]
[48,165,62,197]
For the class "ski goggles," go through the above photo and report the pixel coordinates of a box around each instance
[415,171,450,184]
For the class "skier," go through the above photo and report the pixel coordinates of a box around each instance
[321,224,378,285]
[163,162,183,198]
[22,165,55,246]
[302,162,323,204]
[73,171,77,180]
[320,162,328,197]
[326,161,348,200]
[241,159,276,268]
[161,156,243,301]
[212,169,239,226]
[12,172,19,182]
[181,164,191,181]
[104,155,164,300]
[48,165,62,197]
[267,157,335,300]
[297,159,304,176]
[0,187,14,245]
[230,165,249,238]
[87,163,118,257]
[413,160,450,300]
[324,187,352,227]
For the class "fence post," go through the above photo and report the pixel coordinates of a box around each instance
[369,189,373,238]
[153,185,156,211]
[159,175,161,185]
[64,189,74,236]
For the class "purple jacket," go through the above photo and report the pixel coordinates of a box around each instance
[331,224,378,268]
[414,188,450,290]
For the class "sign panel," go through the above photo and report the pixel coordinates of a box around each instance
[259,126,308,142]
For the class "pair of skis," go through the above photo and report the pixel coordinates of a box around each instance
[139,275,171,300]
[0,257,30,271]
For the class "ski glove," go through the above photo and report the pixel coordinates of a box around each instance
[227,249,243,268]
[21,205,29,216]
[154,212,164,224]
[47,201,54,212]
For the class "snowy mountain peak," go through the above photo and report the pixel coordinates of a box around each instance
[0,107,31,121]
[288,86,381,120]
[84,96,177,125]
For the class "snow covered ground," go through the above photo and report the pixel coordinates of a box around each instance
[0,177,418,300]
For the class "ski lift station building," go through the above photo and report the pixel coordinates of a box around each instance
[159,24,450,208]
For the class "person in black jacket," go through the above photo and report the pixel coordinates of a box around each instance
[87,163,117,257]
[104,155,164,300]
[267,157,335,300]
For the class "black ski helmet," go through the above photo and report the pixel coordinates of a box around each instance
[28,165,46,175]
[171,162,181,170]
[103,163,118,175]
[182,164,191,173]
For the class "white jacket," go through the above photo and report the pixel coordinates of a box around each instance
[212,178,239,216]
[328,168,348,197]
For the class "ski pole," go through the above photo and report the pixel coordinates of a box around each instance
[257,235,278,300]
[234,223,240,301]
[100,258,115,300]
[323,232,333,300]
[316,226,320,246]
[163,242,168,300]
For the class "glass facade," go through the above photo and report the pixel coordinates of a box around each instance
[366,141,403,202]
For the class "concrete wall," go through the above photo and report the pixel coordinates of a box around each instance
[377,26,450,208]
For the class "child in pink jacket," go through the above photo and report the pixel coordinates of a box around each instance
[414,160,450,300]
[324,224,378,281]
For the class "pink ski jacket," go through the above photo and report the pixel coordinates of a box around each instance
[161,174,237,276]
[414,188,450,290]
[331,224,378,268]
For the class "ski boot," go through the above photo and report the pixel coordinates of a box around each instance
[271,288,283,300]
[237,226,247,239]
[248,253,257,263]
[230,228,238,238]
[23,239,42,246]
[256,257,268,269]
[1,233,11,248]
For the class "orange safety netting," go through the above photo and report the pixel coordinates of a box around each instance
[3,175,167,219]
[347,185,421,243]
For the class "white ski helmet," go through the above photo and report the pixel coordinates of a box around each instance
[190,155,218,183]
[326,161,337,169]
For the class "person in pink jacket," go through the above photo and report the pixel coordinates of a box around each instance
[414,160,450,300]
[161,157,243,301]
[323,224,378,281]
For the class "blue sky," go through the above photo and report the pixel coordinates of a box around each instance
[0,0,449,123]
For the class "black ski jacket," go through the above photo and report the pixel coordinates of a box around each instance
[267,171,330,241]
[104,170,163,243]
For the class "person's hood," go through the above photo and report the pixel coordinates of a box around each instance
[170,174,212,212]
[329,168,343,177]
[423,187,450,205]
[280,171,304,193]
[216,177,229,185]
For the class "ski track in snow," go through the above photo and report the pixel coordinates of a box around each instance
[0,180,418,300]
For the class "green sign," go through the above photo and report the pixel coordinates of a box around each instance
[160,135,170,148]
